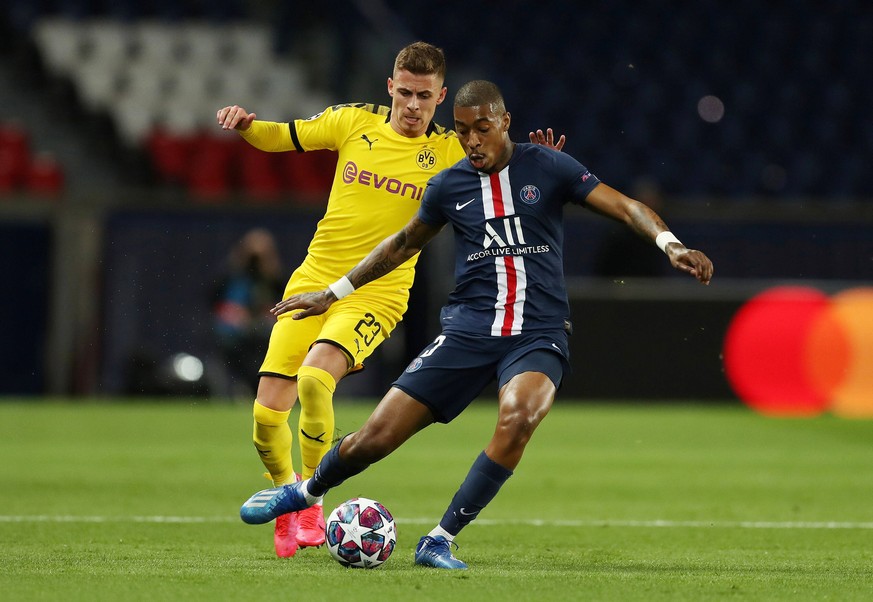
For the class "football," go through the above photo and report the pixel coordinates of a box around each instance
[325,497,397,568]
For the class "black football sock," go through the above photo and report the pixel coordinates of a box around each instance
[307,435,369,497]
[438,451,513,536]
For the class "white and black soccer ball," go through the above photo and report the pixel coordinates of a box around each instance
[325,497,397,568]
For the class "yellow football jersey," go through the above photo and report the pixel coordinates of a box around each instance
[287,103,465,290]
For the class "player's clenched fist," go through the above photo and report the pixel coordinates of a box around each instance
[217,105,256,131]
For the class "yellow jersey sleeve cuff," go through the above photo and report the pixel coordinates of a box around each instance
[239,120,296,152]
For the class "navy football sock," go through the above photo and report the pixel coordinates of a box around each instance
[307,435,369,497]
[439,451,513,535]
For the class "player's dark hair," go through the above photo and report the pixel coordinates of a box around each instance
[454,80,506,113]
[394,41,446,81]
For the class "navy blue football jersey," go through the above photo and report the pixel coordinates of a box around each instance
[418,143,600,336]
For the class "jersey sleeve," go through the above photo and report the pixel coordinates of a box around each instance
[554,150,601,205]
[238,120,296,152]
[417,171,449,226]
[290,103,374,152]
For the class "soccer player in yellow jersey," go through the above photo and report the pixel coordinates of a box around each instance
[216,41,563,558]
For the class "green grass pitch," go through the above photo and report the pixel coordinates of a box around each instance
[1,399,872,601]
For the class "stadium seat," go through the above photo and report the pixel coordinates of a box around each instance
[238,142,282,202]
[81,19,134,69]
[0,123,30,194]
[181,22,228,68]
[279,150,335,203]
[132,20,187,66]
[225,22,274,67]
[0,122,30,158]
[208,68,263,112]
[26,152,65,197]
[72,60,123,111]
[257,60,309,114]
[112,95,159,147]
[122,61,173,107]
[32,18,87,76]
[168,66,214,109]
[146,128,194,185]
[0,148,25,194]
[186,133,237,200]
[159,96,205,136]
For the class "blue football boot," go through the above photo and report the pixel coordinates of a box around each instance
[239,482,309,524]
[414,535,468,570]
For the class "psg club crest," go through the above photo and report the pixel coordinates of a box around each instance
[405,357,423,373]
[519,185,541,204]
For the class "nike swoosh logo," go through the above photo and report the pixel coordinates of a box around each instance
[455,198,476,210]
[300,429,326,443]
[459,507,478,516]
[551,343,561,351]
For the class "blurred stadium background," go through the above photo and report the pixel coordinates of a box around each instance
[1,0,871,408]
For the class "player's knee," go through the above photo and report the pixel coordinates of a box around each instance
[255,376,296,411]
[496,400,548,446]
[297,367,336,410]
[498,413,537,447]
[296,374,318,400]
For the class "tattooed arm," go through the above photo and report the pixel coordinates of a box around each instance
[271,216,444,319]
[583,182,713,284]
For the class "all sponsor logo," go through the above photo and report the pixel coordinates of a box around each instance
[466,217,551,262]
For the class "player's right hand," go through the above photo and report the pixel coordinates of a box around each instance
[217,105,256,131]
[529,128,566,151]
[667,247,714,285]
[271,290,336,320]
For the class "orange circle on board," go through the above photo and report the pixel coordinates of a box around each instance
[826,287,873,418]
[804,302,851,401]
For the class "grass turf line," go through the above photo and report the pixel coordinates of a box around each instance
[0,399,872,601]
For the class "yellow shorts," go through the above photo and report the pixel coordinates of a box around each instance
[259,268,409,379]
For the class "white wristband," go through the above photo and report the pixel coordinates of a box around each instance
[327,275,355,300]
[655,231,682,254]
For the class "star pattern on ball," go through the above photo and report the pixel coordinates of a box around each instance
[336,511,368,550]
[372,520,395,543]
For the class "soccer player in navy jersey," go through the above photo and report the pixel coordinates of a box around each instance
[217,42,563,559]
[239,80,714,569]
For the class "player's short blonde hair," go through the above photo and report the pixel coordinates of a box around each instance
[393,41,446,82]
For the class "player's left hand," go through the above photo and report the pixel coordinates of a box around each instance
[271,289,336,319]
[529,128,566,151]
[667,248,714,285]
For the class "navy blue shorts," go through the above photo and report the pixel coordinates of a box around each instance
[392,328,570,423]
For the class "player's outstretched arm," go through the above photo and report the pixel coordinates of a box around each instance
[217,105,256,131]
[583,182,714,285]
[217,105,297,152]
[272,217,444,319]
[528,128,566,151]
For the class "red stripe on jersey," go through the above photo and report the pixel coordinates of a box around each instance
[501,256,518,335]
[489,172,505,217]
